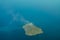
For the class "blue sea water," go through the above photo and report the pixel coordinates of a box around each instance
[0,0,60,40]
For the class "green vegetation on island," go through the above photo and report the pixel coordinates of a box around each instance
[23,23,43,36]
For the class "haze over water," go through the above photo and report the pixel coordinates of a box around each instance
[0,0,60,40]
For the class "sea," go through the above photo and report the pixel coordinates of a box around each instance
[0,0,60,40]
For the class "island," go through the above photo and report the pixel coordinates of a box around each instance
[23,23,43,36]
